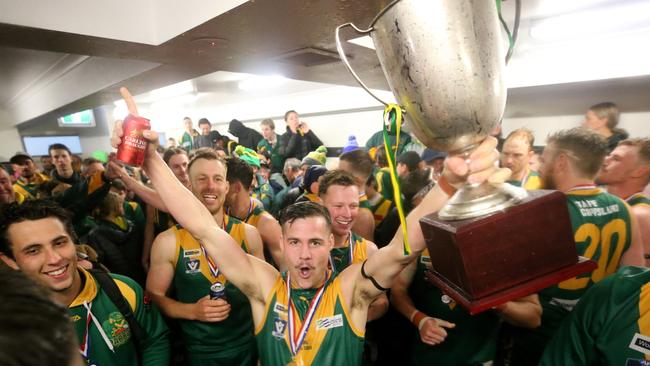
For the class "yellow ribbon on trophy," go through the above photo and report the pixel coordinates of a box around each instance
[382,104,411,255]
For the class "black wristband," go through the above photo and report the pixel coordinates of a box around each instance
[361,260,389,292]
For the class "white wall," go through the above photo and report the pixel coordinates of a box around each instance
[503,111,649,145]
[0,126,25,161]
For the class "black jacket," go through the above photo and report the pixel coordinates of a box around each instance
[607,129,629,153]
[228,119,263,150]
[193,130,222,149]
[278,127,324,161]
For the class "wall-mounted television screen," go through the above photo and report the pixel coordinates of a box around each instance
[22,136,83,156]
[57,109,96,128]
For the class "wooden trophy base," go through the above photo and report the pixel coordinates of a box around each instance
[420,189,597,315]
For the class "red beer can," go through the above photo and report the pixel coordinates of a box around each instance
[116,114,150,167]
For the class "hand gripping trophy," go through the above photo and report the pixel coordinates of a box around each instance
[336,0,595,313]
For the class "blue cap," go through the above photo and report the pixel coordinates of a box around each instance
[421,148,447,163]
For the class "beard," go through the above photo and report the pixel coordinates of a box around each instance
[540,167,557,190]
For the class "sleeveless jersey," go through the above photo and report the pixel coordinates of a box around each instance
[329,232,368,274]
[538,187,633,339]
[171,216,255,357]
[255,272,365,366]
[409,249,499,366]
[376,167,395,202]
[540,266,650,365]
[229,198,266,227]
[506,169,542,190]
[628,192,650,207]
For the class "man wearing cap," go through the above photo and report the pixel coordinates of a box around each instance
[10,153,51,200]
[300,146,328,172]
[296,165,328,204]
[501,128,542,190]
[421,148,447,184]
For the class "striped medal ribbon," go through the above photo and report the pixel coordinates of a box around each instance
[286,271,329,356]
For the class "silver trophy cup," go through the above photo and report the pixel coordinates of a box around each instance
[336,0,526,220]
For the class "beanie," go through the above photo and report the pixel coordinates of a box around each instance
[301,146,327,166]
[234,145,261,168]
[341,135,360,154]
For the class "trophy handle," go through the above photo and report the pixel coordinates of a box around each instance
[335,23,390,107]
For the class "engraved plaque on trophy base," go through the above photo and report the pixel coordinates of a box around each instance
[420,189,597,315]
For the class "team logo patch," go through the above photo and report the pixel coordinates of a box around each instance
[185,259,201,273]
[272,317,287,339]
[70,314,82,322]
[629,333,650,355]
[316,314,343,330]
[183,249,201,258]
[102,312,131,348]
[273,303,287,314]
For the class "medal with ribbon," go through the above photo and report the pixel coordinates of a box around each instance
[199,215,227,280]
[286,271,329,357]
[79,302,93,361]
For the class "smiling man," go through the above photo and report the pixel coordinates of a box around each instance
[146,148,264,366]
[113,87,505,366]
[0,200,170,366]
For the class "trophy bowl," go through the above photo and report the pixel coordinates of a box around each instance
[336,0,525,220]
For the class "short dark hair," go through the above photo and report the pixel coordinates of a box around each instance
[47,143,71,157]
[81,157,101,168]
[0,265,78,366]
[339,149,374,179]
[547,127,608,178]
[401,169,432,203]
[188,148,226,174]
[110,178,127,192]
[0,200,76,259]
[198,118,211,127]
[318,170,357,197]
[163,147,187,165]
[279,202,331,233]
[397,151,421,172]
[9,154,32,165]
[226,157,254,190]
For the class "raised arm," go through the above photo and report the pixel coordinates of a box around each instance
[113,88,275,304]
[107,161,168,211]
[342,137,508,327]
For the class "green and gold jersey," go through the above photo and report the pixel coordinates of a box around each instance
[376,167,395,202]
[171,216,255,358]
[627,192,650,207]
[255,272,365,366]
[329,232,369,274]
[409,249,499,366]
[370,195,393,227]
[13,172,50,199]
[69,269,170,366]
[252,174,274,210]
[537,186,633,340]
[506,169,542,190]
[358,193,372,211]
[540,266,650,366]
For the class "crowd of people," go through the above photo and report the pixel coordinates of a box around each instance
[0,99,649,366]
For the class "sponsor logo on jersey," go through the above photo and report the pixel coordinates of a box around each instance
[272,317,287,339]
[420,256,431,264]
[70,314,82,322]
[625,359,650,366]
[549,297,579,312]
[102,311,131,348]
[183,249,201,258]
[273,303,287,314]
[185,259,201,274]
[315,314,343,330]
[629,333,650,355]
